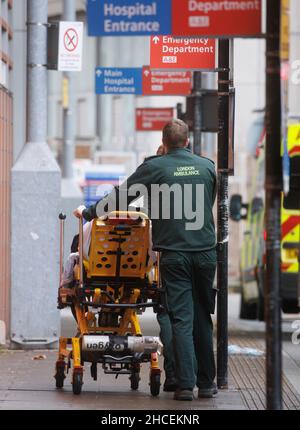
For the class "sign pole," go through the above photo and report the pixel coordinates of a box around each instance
[281,0,290,195]
[62,0,76,179]
[193,71,202,156]
[217,38,230,390]
[265,0,282,410]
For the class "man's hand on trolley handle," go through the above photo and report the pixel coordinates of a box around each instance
[73,205,86,219]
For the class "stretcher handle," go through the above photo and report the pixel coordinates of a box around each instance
[59,213,66,287]
[79,217,84,288]
[108,211,149,220]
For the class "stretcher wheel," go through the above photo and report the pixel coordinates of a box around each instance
[72,372,83,395]
[130,371,140,391]
[150,372,161,397]
[54,361,66,389]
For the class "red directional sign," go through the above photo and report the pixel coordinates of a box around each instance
[136,108,174,131]
[150,35,215,69]
[172,0,262,38]
[142,66,192,95]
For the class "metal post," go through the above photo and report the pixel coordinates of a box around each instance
[62,0,76,178]
[26,0,48,143]
[193,71,202,156]
[202,72,216,157]
[217,38,230,389]
[265,0,282,410]
[96,37,102,147]
[79,218,84,288]
[60,1,83,270]
[59,213,66,287]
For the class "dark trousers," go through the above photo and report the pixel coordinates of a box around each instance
[160,249,217,390]
[157,311,175,379]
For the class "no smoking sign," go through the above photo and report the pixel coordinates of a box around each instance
[64,28,79,52]
[58,21,83,71]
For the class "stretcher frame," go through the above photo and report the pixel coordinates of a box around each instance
[55,211,162,396]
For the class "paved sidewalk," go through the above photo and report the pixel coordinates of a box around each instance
[0,349,247,410]
[0,293,299,410]
[226,292,300,409]
[0,341,299,410]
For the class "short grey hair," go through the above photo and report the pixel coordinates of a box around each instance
[162,119,189,148]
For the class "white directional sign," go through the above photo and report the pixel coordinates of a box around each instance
[58,21,84,72]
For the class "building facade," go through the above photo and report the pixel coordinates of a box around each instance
[0,0,13,341]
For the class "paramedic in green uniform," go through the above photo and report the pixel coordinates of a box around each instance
[74,119,217,401]
[151,144,176,393]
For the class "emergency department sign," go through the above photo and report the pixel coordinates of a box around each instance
[142,66,192,95]
[172,0,262,38]
[150,35,216,69]
[87,0,171,36]
[136,108,174,131]
[58,21,83,71]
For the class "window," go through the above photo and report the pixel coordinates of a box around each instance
[0,0,13,90]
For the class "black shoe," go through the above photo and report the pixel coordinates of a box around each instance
[173,388,194,401]
[163,377,178,392]
[198,382,218,398]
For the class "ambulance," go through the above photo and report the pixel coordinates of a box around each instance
[230,123,300,320]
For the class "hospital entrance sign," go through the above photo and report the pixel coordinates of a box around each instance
[87,0,171,36]
[95,68,143,94]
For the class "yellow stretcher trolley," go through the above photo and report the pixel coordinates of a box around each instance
[55,211,162,396]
